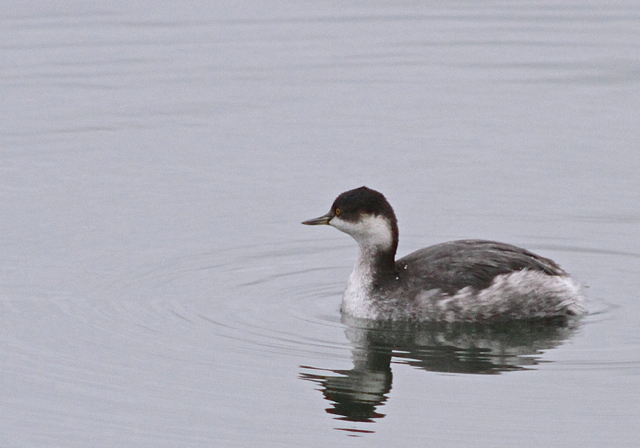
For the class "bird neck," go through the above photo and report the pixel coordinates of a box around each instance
[354,240,398,286]
[342,242,398,319]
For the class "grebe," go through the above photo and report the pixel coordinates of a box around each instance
[302,186,585,322]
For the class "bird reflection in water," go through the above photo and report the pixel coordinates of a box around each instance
[300,315,580,430]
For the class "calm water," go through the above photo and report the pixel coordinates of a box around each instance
[1,1,639,446]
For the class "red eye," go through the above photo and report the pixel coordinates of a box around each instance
[335,208,341,216]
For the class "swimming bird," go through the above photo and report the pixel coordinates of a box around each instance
[302,186,585,322]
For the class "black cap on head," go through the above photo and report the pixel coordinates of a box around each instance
[331,186,396,223]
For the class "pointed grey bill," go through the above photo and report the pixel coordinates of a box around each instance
[301,212,333,225]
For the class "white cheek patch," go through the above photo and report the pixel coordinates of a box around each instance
[330,214,394,251]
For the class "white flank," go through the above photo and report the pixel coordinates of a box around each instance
[415,269,586,322]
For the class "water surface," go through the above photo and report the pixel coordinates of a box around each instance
[1,1,638,446]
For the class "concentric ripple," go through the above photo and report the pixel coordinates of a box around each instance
[80,237,360,361]
[2,239,637,383]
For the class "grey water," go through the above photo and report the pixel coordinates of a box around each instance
[1,1,639,446]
